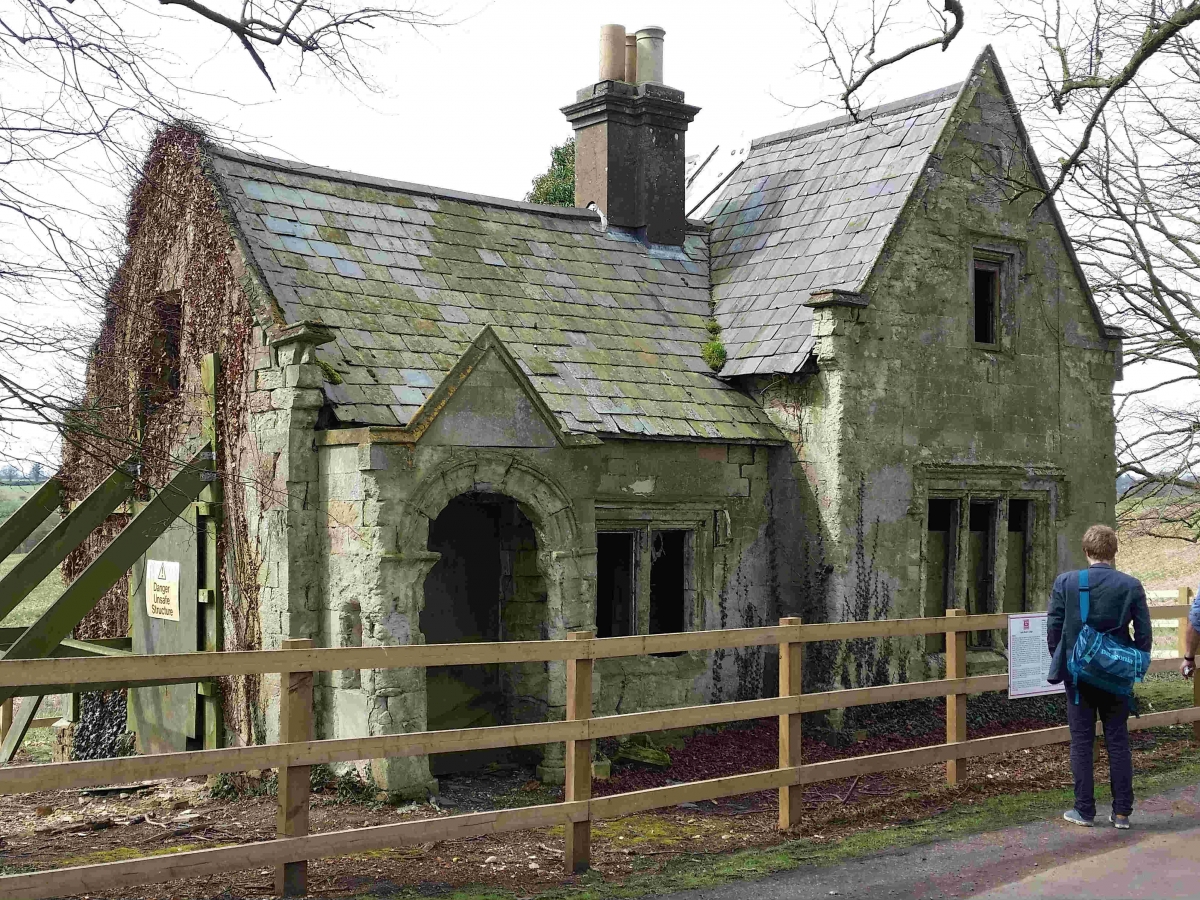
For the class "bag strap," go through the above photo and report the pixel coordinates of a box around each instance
[1079,568,1090,625]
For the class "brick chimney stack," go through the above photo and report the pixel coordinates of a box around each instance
[562,25,700,246]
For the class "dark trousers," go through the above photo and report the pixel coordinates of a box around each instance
[1066,682,1133,818]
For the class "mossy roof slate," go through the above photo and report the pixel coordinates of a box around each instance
[208,147,782,442]
[707,83,963,377]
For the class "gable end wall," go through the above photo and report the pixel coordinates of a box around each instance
[767,60,1118,681]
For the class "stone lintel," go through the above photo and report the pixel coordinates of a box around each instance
[269,320,337,348]
[804,288,869,309]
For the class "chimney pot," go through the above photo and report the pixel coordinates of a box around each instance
[624,33,638,83]
[598,25,626,82]
[635,27,665,85]
[563,24,698,245]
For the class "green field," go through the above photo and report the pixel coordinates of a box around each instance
[0,483,37,520]
[0,553,63,627]
[0,482,64,627]
[1,486,67,761]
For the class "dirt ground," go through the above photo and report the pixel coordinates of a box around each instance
[3,714,1198,900]
[1,516,1193,898]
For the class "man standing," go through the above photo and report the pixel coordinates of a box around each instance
[1047,524,1152,829]
[1180,590,1200,680]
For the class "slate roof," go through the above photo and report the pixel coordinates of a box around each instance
[708,84,963,377]
[208,148,783,441]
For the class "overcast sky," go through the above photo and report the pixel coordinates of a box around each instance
[195,1,1012,201]
[0,1,1123,465]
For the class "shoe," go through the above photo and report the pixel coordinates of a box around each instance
[1063,809,1094,827]
[1110,813,1131,830]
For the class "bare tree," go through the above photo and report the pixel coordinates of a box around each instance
[793,0,1200,539]
[795,1,1200,198]
[1062,50,1200,537]
[996,1,1200,198]
[791,0,964,119]
[0,0,437,466]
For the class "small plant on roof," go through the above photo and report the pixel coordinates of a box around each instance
[702,317,726,371]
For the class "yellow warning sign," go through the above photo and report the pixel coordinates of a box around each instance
[146,559,180,621]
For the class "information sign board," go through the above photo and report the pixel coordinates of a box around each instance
[146,559,181,621]
[1008,613,1059,699]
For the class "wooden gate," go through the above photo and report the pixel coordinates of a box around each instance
[0,354,223,760]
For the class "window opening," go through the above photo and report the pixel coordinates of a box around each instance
[925,499,959,653]
[649,530,687,635]
[596,532,635,638]
[1004,500,1034,614]
[967,501,997,647]
[973,261,999,345]
[142,291,182,410]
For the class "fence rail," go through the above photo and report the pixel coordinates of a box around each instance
[1,605,1197,900]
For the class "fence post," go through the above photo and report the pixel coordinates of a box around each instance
[1177,586,1189,661]
[276,638,314,898]
[564,630,594,874]
[0,698,10,746]
[945,608,967,786]
[778,616,803,830]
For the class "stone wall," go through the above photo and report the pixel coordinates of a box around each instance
[758,57,1118,684]
[303,435,781,796]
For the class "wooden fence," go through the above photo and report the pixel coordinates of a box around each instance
[1,607,1198,900]
[1148,588,1195,657]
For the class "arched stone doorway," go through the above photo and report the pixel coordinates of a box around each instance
[386,453,592,786]
[423,491,547,774]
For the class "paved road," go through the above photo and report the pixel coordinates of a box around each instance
[662,782,1200,900]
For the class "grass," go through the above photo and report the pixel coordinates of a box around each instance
[0,492,67,765]
[0,484,57,555]
[0,478,63,629]
[0,553,63,628]
[0,483,37,521]
[348,749,1200,900]
[1136,673,1195,712]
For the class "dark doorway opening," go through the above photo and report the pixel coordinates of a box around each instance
[424,492,544,775]
[1004,499,1034,615]
[925,498,959,653]
[597,532,635,638]
[967,501,997,647]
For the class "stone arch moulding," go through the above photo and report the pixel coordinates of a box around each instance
[406,452,582,559]
[396,451,596,784]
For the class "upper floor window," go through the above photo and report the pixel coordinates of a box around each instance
[973,258,1000,345]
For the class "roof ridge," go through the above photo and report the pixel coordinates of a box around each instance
[750,82,964,149]
[207,142,601,221]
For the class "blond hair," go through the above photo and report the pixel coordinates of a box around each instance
[1082,524,1118,562]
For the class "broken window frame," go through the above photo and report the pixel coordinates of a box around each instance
[921,486,1049,655]
[971,257,1002,347]
[594,507,710,639]
[969,240,1022,352]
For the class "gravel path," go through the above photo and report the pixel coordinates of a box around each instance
[658,780,1200,900]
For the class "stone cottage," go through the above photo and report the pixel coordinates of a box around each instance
[67,30,1119,795]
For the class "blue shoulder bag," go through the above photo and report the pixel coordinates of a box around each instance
[1066,569,1150,703]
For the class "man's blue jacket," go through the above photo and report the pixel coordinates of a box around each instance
[1046,563,1152,685]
